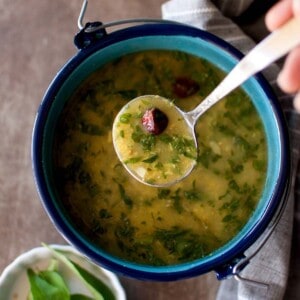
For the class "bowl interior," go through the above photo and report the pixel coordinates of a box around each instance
[33,25,288,280]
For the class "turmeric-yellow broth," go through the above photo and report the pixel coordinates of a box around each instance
[54,50,267,266]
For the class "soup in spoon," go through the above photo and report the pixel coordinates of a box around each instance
[112,95,197,186]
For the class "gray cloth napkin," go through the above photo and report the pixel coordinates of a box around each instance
[161,1,300,299]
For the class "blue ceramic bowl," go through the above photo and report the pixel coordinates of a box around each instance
[32,22,290,281]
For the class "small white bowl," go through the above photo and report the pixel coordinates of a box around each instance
[0,244,126,300]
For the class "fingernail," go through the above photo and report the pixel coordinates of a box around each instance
[277,71,285,90]
[294,93,300,113]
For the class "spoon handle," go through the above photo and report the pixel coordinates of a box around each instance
[187,17,300,125]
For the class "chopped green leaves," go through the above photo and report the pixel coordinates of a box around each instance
[142,154,158,163]
[124,157,142,164]
[130,129,197,160]
[197,144,221,168]
[154,226,205,261]
[119,113,132,124]
[157,189,171,199]
[117,183,133,208]
[131,125,156,151]
[253,159,266,172]
[116,89,138,100]
[78,120,104,136]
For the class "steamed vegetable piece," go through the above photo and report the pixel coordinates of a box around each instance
[26,245,115,300]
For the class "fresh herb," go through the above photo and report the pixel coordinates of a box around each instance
[142,154,158,163]
[115,235,165,266]
[223,111,238,125]
[119,113,132,124]
[228,159,244,174]
[27,245,116,300]
[154,226,205,261]
[99,209,112,219]
[131,125,156,151]
[225,92,244,108]
[173,51,189,62]
[76,142,90,155]
[78,170,101,197]
[95,80,115,96]
[171,136,196,158]
[124,157,142,164]
[171,188,184,214]
[134,243,165,266]
[88,183,100,198]
[197,144,221,168]
[117,184,133,208]
[158,134,173,144]
[142,58,154,73]
[72,262,115,300]
[228,180,254,195]
[159,134,197,159]
[78,120,104,136]
[234,136,251,152]
[157,189,171,199]
[214,123,235,137]
[91,219,107,235]
[75,167,101,198]
[222,214,238,223]
[116,89,138,100]
[62,156,83,182]
[27,267,70,300]
[83,89,98,109]
[253,159,266,172]
[219,198,240,212]
[115,213,135,240]
[79,171,91,185]
[184,181,203,201]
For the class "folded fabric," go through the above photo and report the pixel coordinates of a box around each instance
[161,1,300,299]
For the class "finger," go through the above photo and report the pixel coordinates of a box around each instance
[265,0,293,31]
[278,46,300,93]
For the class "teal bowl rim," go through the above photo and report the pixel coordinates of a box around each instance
[32,22,290,281]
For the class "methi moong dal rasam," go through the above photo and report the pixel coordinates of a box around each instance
[54,50,267,266]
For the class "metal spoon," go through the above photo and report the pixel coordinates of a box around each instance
[113,17,300,187]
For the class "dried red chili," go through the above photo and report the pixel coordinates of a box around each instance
[172,77,200,98]
[141,108,169,135]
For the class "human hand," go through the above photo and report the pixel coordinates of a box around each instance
[265,0,300,112]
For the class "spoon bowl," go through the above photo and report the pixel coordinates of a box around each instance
[112,95,197,187]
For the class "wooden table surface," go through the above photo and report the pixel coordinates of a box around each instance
[0,1,219,298]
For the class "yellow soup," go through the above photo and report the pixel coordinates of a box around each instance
[54,50,267,266]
